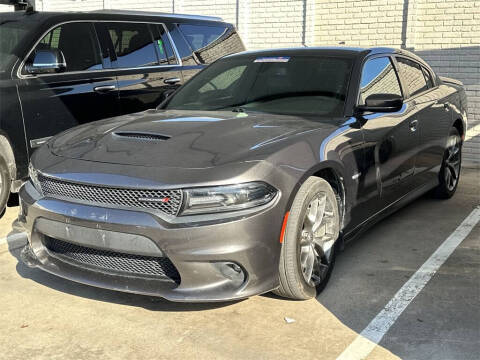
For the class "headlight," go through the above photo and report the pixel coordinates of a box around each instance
[28,163,43,195]
[181,182,278,215]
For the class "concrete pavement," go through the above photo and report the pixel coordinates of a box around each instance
[0,168,478,359]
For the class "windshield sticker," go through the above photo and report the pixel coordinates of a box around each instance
[254,56,290,63]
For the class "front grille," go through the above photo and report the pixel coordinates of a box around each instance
[39,175,183,215]
[43,237,180,283]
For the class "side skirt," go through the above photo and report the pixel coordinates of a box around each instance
[342,179,438,244]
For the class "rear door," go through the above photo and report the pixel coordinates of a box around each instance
[101,22,184,115]
[395,56,452,185]
[17,22,120,151]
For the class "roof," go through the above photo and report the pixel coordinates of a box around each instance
[0,9,226,24]
[89,9,223,22]
[226,46,397,58]
[225,46,430,66]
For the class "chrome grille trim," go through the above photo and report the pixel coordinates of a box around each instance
[38,175,183,216]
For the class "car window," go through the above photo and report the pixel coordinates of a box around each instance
[167,24,198,66]
[359,57,402,105]
[422,66,434,88]
[198,65,246,93]
[152,25,178,65]
[106,22,158,68]
[178,24,227,52]
[26,22,102,73]
[396,57,429,97]
[165,56,353,117]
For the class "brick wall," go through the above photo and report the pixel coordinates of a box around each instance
[5,0,479,165]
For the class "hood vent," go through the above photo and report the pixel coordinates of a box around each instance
[113,131,171,141]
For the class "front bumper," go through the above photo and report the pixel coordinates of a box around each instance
[18,181,284,302]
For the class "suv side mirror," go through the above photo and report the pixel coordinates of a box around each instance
[356,93,403,113]
[25,49,66,75]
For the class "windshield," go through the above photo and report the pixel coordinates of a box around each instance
[0,20,30,71]
[164,55,353,116]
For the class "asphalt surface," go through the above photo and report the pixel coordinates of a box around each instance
[0,168,478,360]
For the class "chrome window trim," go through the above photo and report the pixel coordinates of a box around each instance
[16,20,183,80]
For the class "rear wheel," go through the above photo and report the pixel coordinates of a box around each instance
[0,155,11,218]
[274,177,340,300]
[434,127,461,199]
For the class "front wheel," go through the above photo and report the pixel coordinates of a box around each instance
[274,177,340,300]
[434,127,462,199]
[0,155,11,218]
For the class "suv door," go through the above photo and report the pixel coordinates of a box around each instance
[101,22,183,115]
[17,22,120,151]
[356,56,421,211]
[395,57,453,186]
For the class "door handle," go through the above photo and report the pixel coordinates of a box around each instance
[93,85,116,93]
[444,103,450,111]
[164,77,181,85]
[409,119,418,132]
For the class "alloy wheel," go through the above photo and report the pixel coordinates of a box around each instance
[444,135,461,191]
[299,193,336,286]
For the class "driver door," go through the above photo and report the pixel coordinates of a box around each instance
[16,22,120,152]
[356,56,420,213]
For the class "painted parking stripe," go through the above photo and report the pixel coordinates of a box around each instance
[336,206,480,360]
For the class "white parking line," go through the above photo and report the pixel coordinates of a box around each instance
[336,206,480,360]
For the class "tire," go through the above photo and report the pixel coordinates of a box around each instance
[274,177,340,300]
[434,127,462,199]
[0,155,11,218]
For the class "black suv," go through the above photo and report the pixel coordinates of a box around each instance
[0,9,245,215]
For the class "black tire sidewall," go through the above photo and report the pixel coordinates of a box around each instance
[437,128,461,198]
[284,177,340,298]
[0,155,11,215]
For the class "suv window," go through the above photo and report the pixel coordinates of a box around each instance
[26,22,102,73]
[178,24,227,52]
[151,24,178,65]
[359,57,402,105]
[397,57,429,97]
[168,24,197,66]
[106,23,158,68]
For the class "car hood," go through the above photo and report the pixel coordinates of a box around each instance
[50,109,339,169]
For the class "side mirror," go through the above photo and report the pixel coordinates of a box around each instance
[25,49,66,75]
[356,93,403,113]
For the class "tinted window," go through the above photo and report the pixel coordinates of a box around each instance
[165,56,353,117]
[178,24,227,51]
[167,24,197,66]
[0,21,30,70]
[397,57,429,97]
[106,23,158,68]
[359,57,402,104]
[152,24,177,65]
[28,22,102,73]
[198,65,247,93]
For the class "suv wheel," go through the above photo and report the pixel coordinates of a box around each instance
[274,177,340,300]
